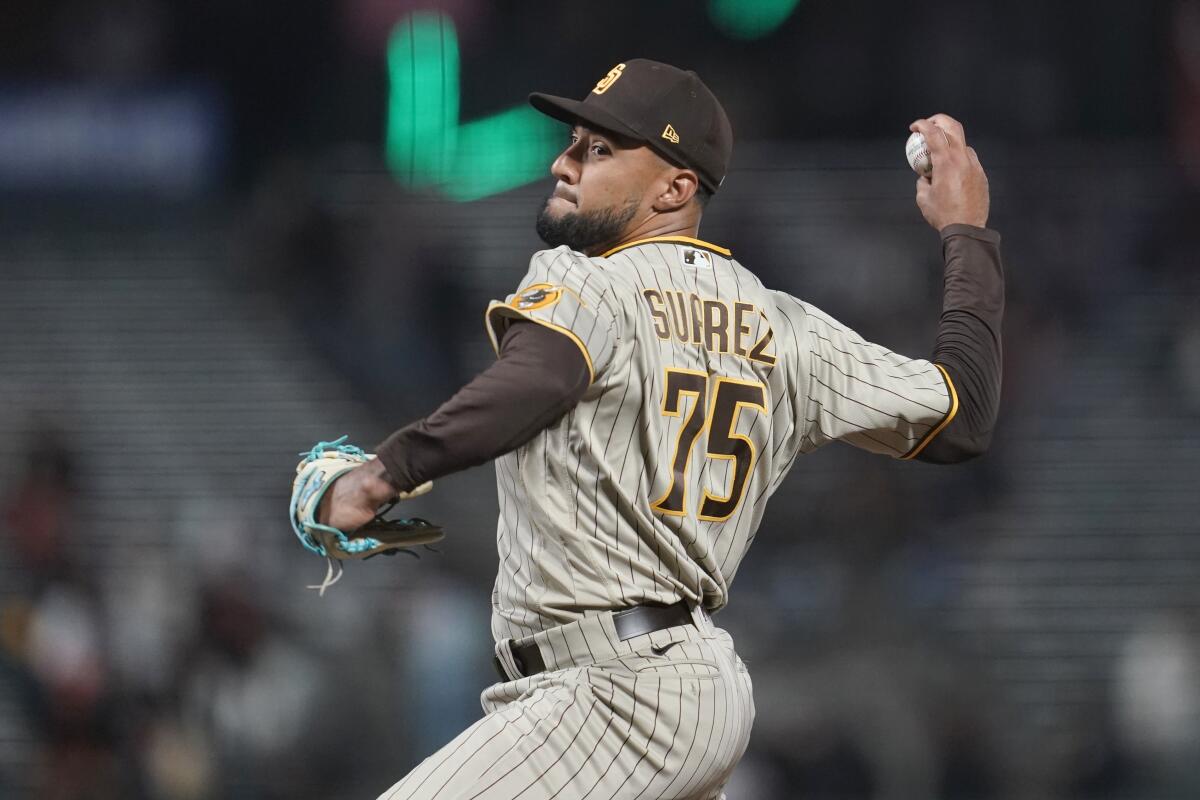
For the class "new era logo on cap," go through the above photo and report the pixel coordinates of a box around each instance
[528,59,733,194]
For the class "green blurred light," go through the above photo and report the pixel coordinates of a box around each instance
[385,12,560,201]
[707,0,800,39]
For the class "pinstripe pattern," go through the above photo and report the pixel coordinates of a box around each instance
[377,608,753,800]
[387,239,952,797]
[483,240,951,641]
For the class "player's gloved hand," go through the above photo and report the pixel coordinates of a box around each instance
[290,437,443,594]
[317,457,399,532]
[910,114,989,231]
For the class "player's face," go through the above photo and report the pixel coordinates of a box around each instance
[535,124,670,254]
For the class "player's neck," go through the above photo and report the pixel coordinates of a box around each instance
[587,215,702,258]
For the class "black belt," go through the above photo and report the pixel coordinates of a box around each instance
[494,600,693,680]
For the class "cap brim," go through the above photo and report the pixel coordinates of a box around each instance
[528,93,644,142]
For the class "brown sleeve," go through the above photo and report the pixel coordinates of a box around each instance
[374,321,590,492]
[917,224,1005,464]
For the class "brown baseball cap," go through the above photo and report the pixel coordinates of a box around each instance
[529,59,733,194]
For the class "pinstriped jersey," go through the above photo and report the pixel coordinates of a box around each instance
[484,236,955,641]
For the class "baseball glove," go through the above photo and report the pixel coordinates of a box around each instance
[290,436,444,594]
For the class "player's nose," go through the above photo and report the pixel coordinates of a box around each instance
[550,147,580,185]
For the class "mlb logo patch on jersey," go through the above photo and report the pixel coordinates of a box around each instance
[512,283,562,312]
[681,248,712,269]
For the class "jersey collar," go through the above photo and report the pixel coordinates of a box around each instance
[600,235,731,259]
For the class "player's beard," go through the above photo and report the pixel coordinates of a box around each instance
[535,195,640,254]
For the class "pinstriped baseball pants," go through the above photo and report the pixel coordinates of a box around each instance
[376,605,754,800]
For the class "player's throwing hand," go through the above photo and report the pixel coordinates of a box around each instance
[910,114,989,231]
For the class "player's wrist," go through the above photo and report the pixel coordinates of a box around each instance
[360,458,401,503]
[939,222,999,243]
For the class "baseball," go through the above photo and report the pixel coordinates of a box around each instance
[905,131,932,177]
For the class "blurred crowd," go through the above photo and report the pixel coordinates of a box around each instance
[1,432,329,799]
[0,424,503,799]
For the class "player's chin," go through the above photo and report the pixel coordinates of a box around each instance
[536,198,575,234]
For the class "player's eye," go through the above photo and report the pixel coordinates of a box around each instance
[590,142,609,156]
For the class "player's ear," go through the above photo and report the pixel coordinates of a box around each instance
[652,169,700,213]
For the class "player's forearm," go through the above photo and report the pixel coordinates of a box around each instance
[919,224,1004,464]
[375,322,590,492]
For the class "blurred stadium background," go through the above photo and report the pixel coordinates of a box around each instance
[0,1,1198,798]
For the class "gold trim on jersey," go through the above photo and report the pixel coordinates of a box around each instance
[900,363,959,460]
[601,236,732,258]
[484,301,596,385]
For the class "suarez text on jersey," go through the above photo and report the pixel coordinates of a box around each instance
[641,289,777,365]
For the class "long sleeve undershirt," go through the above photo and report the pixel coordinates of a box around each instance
[375,321,589,493]
[375,224,1004,488]
[917,223,1004,464]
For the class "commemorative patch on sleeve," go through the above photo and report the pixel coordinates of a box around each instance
[512,283,562,312]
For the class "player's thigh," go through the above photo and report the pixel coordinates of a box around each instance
[376,634,754,800]
[579,632,755,800]
[374,679,611,800]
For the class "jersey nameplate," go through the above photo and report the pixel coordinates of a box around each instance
[641,289,777,366]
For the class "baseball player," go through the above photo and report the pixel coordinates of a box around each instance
[319,59,1003,799]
